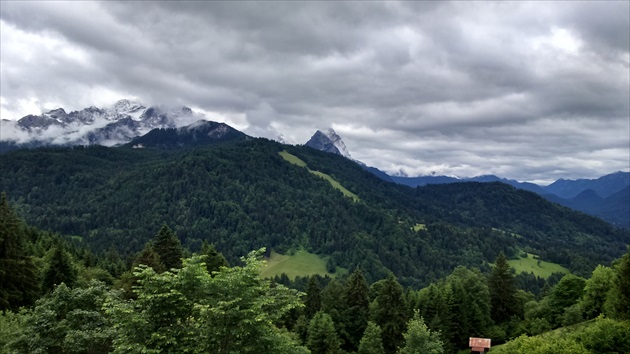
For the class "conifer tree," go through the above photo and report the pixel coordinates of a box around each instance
[200,241,228,274]
[321,278,348,340]
[153,224,184,270]
[610,246,630,320]
[343,267,370,351]
[0,193,39,310]
[305,276,322,319]
[134,242,165,272]
[370,275,408,353]
[307,311,341,354]
[488,252,520,323]
[358,322,385,354]
[43,242,77,291]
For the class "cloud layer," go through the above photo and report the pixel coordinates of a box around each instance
[1,1,628,183]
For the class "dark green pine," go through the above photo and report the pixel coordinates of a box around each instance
[43,242,77,292]
[343,267,370,351]
[200,241,228,274]
[488,252,520,323]
[0,193,40,309]
[153,224,184,270]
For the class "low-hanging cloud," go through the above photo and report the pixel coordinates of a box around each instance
[1,1,628,182]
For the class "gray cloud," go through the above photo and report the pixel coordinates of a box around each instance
[1,1,628,183]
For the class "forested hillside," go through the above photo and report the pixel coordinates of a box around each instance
[1,139,627,286]
[2,196,629,353]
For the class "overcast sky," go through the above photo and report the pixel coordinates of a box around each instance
[1,1,628,183]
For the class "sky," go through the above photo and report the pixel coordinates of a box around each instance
[1,1,628,184]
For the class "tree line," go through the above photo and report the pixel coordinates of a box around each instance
[2,195,629,353]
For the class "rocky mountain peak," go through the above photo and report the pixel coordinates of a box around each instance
[305,128,352,158]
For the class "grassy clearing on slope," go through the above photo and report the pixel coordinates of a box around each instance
[309,170,360,202]
[412,223,427,231]
[278,150,360,202]
[260,249,348,280]
[278,150,307,167]
[508,253,569,279]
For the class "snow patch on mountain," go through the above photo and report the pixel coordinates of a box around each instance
[305,128,352,159]
[1,99,203,147]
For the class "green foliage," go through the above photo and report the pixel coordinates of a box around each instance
[343,267,371,351]
[496,334,589,354]
[399,311,444,354]
[307,311,342,354]
[42,244,78,292]
[579,265,614,319]
[608,246,630,320]
[414,283,455,352]
[133,242,164,272]
[321,279,348,345]
[358,322,385,354]
[445,267,492,349]
[496,315,630,354]
[104,249,306,353]
[2,141,625,288]
[8,281,114,354]
[0,310,24,353]
[200,241,228,274]
[489,252,520,323]
[370,276,408,353]
[547,274,586,326]
[152,224,183,270]
[0,193,40,310]
[305,276,322,319]
[572,315,630,353]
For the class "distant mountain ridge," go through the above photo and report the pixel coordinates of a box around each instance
[0,99,200,152]
[302,128,629,228]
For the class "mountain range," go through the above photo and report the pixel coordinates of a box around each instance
[304,129,630,228]
[0,99,198,152]
[2,100,628,227]
[1,126,628,287]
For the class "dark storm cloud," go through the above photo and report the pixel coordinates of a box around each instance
[1,1,628,182]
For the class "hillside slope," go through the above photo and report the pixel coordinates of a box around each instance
[1,139,627,286]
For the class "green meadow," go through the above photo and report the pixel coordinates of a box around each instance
[279,150,360,202]
[260,249,348,280]
[508,253,570,279]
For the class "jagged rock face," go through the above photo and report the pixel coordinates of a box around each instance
[2,99,197,147]
[305,128,352,158]
[305,130,341,155]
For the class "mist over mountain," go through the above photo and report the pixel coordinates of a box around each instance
[0,99,203,152]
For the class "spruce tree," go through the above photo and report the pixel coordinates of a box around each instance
[321,278,347,340]
[488,252,520,323]
[343,267,370,351]
[357,322,385,354]
[43,242,77,291]
[370,275,408,353]
[0,193,39,310]
[307,311,341,354]
[134,242,165,272]
[305,276,322,319]
[200,241,228,274]
[153,224,184,270]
